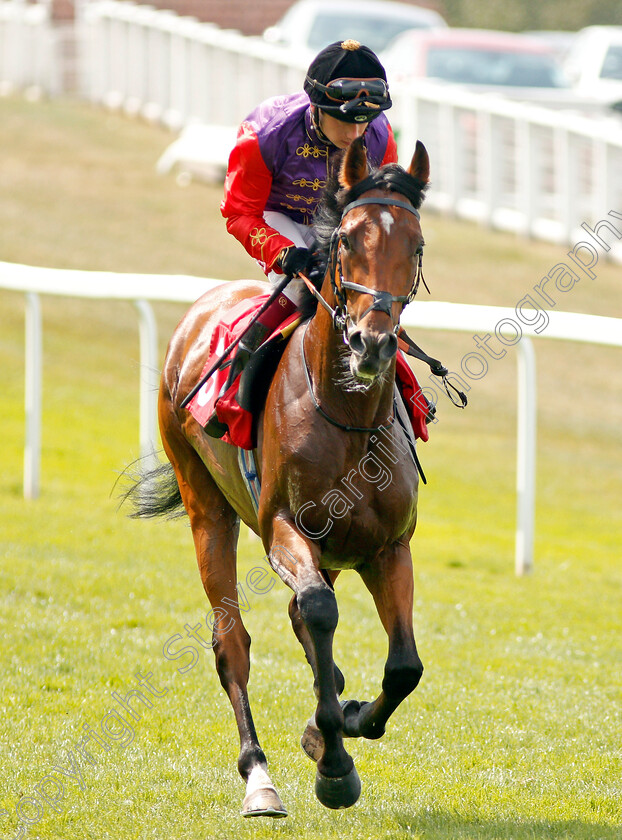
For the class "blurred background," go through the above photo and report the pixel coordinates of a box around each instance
[2,0,621,247]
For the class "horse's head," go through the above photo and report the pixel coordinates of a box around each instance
[326,138,430,384]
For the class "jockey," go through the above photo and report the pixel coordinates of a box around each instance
[219,38,397,378]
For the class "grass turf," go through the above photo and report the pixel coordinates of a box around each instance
[0,95,620,839]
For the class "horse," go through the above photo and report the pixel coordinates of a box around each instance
[127,137,431,816]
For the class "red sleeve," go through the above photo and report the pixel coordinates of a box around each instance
[220,121,293,274]
[381,122,399,166]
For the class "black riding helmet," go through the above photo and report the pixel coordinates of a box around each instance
[304,39,392,124]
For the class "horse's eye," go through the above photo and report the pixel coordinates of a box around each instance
[340,233,351,251]
[415,243,424,257]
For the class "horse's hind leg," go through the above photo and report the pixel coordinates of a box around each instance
[165,437,287,818]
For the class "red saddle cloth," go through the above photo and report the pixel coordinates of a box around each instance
[186,295,430,449]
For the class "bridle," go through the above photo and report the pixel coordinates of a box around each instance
[298,186,468,434]
[302,195,427,334]
[297,192,425,438]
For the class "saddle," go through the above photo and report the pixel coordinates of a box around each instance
[186,295,430,450]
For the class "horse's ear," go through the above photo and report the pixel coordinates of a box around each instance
[407,140,430,185]
[339,136,369,188]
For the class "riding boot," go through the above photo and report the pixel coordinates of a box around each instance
[204,293,297,437]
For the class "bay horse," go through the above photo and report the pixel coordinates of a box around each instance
[128,137,431,816]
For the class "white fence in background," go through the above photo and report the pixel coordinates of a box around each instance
[0,1,59,93]
[79,0,308,126]
[2,260,622,575]
[393,83,622,251]
[2,0,621,257]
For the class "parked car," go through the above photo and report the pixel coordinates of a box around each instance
[562,26,622,108]
[262,0,447,57]
[383,28,569,95]
[522,30,577,61]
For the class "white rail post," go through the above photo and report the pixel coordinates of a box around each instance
[515,336,536,575]
[134,299,159,464]
[24,291,42,500]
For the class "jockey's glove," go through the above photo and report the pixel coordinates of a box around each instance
[277,246,313,278]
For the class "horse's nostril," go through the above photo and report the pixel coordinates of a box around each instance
[348,329,367,357]
[378,332,398,362]
[349,329,397,363]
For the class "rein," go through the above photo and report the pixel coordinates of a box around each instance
[300,321,395,433]
[300,321,429,483]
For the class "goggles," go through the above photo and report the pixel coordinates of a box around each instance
[306,76,389,105]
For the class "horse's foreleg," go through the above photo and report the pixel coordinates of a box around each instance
[269,520,360,809]
[289,576,350,765]
[352,540,423,740]
[288,569,345,698]
[165,438,286,817]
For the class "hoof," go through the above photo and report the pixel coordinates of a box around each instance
[242,766,287,818]
[315,765,361,810]
[301,720,324,762]
[242,786,288,818]
[301,702,359,762]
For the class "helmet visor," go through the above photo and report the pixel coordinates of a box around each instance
[307,76,389,105]
[306,75,391,121]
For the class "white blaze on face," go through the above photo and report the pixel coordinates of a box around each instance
[380,210,394,235]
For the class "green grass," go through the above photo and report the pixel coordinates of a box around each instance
[0,96,621,839]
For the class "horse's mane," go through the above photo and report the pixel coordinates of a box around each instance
[297,159,429,319]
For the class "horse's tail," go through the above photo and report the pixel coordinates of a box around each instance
[118,456,186,520]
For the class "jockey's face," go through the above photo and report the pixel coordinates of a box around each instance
[316,108,368,149]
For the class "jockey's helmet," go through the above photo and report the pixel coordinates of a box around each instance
[304,39,392,123]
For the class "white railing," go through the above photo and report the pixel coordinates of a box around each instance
[3,260,621,575]
[78,1,622,257]
[0,0,58,94]
[79,0,308,128]
[393,81,622,252]
[3,0,622,257]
